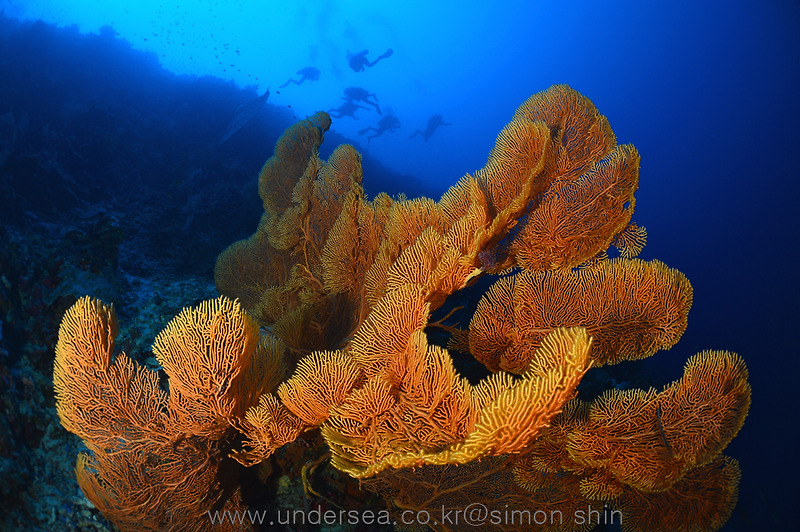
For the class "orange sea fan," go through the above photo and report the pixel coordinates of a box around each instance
[348,284,431,377]
[258,111,332,217]
[215,111,363,353]
[470,118,554,216]
[567,351,750,493]
[512,84,617,180]
[322,377,405,475]
[324,327,591,479]
[661,350,752,466]
[385,196,446,250]
[277,350,364,425]
[298,144,364,259]
[324,328,476,477]
[214,225,291,313]
[612,222,648,259]
[578,469,626,502]
[523,398,591,474]
[55,84,751,531]
[366,456,596,532]
[465,258,693,373]
[76,438,248,532]
[152,296,272,437]
[54,296,171,448]
[510,464,600,532]
[388,330,475,446]
[312,143,363,207]
[384,227,447,296]
[460,328,591,457]
[54,297,263,531]
[614,456,741,532]
[511,143,641,271]
[232,393,308,466]
[382,224,480,308]
[321,190,386,296]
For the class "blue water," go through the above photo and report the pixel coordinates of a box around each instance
[1,0,797,530]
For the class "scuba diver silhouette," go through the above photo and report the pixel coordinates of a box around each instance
[347,49,393,72]
[409,114,452,142]
[358,113,401,144]
[343,86,382,114]
[328,100,370,119]
[278,67,320,88]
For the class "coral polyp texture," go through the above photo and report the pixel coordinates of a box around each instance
[54,85,749,531]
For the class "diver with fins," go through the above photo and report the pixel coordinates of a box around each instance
[278,67,320,88]
[408,114,452,142]
[347,49,393,72]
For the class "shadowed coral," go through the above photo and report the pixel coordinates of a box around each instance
[615,455,741,532]
[215,112,362,353]
[364,456,597,532]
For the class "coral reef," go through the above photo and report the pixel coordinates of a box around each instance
[54,85,750,531]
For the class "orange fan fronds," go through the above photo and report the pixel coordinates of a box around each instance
[384,227,447,296]
[312,143,363,209]
[366,457,597,532]
[578,470,626,502]
[54,296,170,447]
[567,351,750,493]
[322,377,404,475]
[467,258,693,373]
[348,284,431,377]
[470,117,554,220]
[54,297,266,531]
[524,398,591,474]
[463,327,591,457]
[612,222,647,258]
[277,350,363,425]
[509,459,604,532]
[215,111,367,353]
[214,225,291,314]
[258,111,332,217]
[54,85,753,531]
[321,191,387,296]
[152,296,269,437]
[384,196,446,251]
[511,144,640,271]
[389,330,476,447]
[382,224,480,308]
[323,326,591,479]
[233,393,308,466]
[663,350,752,465]
[323,330,473,477]
[75,441,248,532]
[614,456,741,532]
[512,84,617,180]
[437,173,477,228]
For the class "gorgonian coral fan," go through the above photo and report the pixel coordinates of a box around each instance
[54,85,749,532]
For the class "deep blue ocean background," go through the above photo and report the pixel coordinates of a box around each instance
[0,0,797,530]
